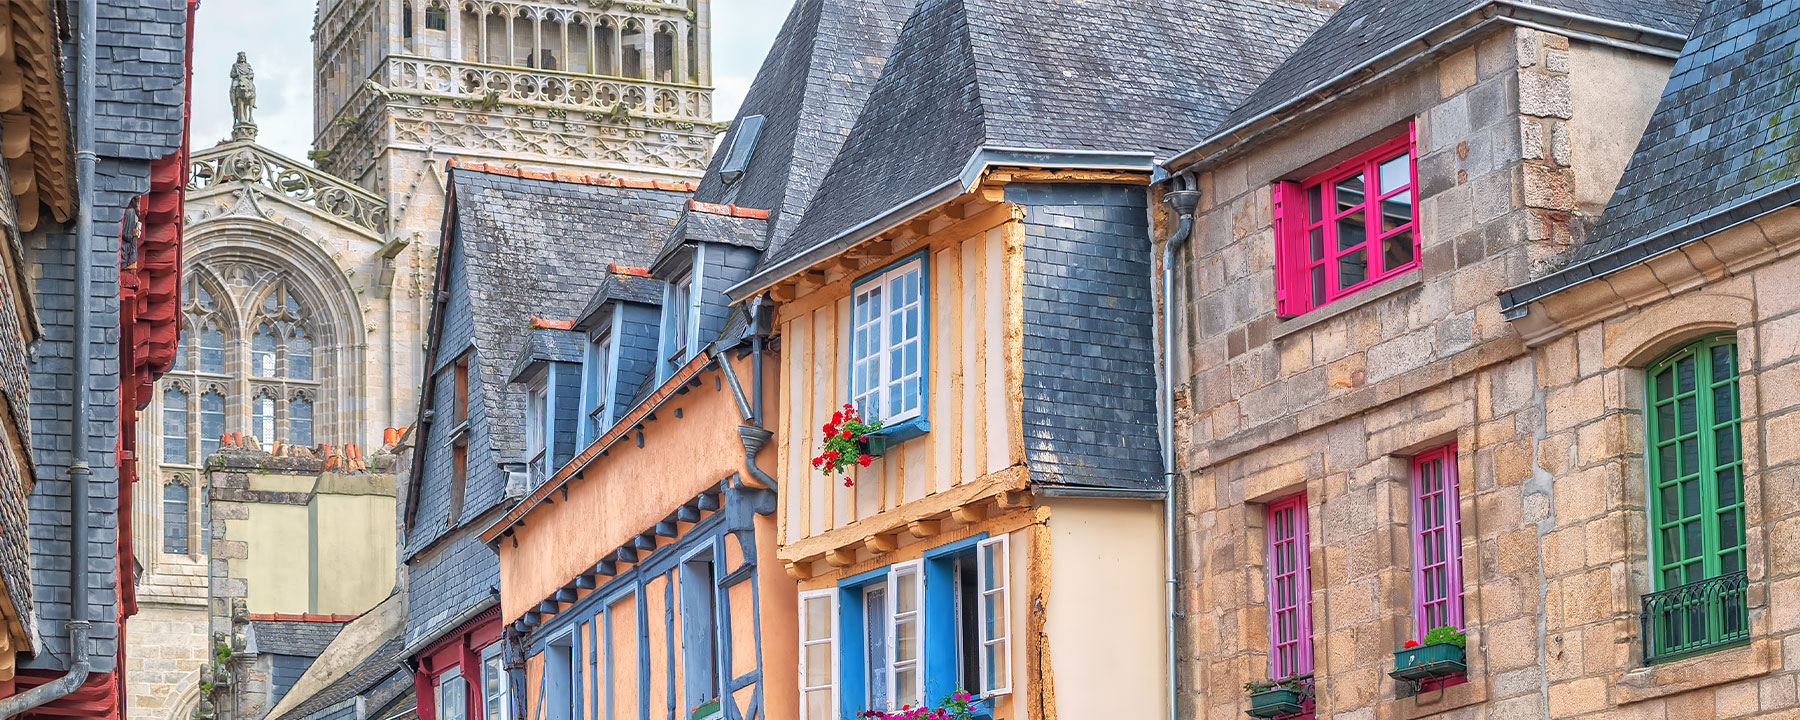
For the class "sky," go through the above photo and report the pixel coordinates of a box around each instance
[191,0,799,162]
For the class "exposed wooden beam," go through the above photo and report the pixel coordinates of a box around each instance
[865,533,899,554]
[906,519,941,538]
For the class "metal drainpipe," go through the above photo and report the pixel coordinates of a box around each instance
[738,297,777,490]
[0,0,98,715]
[1158,179,1199,720]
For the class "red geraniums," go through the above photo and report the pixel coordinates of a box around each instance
[813,403,883,486]
[855,691,977,720]
[1403,640,1420,649]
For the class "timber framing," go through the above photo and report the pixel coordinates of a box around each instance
[779,465,1030,578]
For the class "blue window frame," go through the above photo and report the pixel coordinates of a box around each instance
[826,534,1010,718]
[849,253,930,440]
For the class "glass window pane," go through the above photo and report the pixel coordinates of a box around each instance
[1381,190,1413,232]
[1378,153,1410,194]
[1309,265,1326,307]
[1305,185,1322,224]
[1334,172,1365,212]
[200,392,225,458]
[290,397,314,447]
[162,388,188,463]
[1336,210,1366,251]
[200,323,225,373]
[1307,227,1325,262]
[289,328,313,380]
[1337,247,1368,289]
[1382,228,1414,273]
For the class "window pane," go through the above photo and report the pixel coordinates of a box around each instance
[163,482,188,554]
[1378,153,1410,194]
[162,388,188,463]
[1381,190,1413,232]
[200,323,225,373]
[200,391,225,458]
[253,324,277,377]
[1336,209,1366,251]
[1305,185,1322,224]
[1334,172,1365,212]
[1307,227,1324,262]
[289,328,313,380]
[290,397,314,447]
[1309,265,1326,307]
[804,644,832,685]
[1337,247,1368,289]
[253,395,275,444]
[1382,228,1415,273]
[865,587,889,709]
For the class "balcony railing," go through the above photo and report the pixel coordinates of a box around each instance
[1642,571,1749,664]
[384,56,712,121]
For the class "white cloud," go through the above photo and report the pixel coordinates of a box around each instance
[190,0,799,165]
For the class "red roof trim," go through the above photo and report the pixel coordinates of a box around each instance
[246,612,363,623]
[529,316,576,330]
[452,161,698,192]
[607,263,652,277]
[687,199,770,219]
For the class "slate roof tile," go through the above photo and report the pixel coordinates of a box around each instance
[249,620,346,658]
[761,0,1336,273]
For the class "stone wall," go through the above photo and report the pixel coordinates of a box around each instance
[1165,26,1679,720]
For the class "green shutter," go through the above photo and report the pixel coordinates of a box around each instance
[1646,335,1745,589]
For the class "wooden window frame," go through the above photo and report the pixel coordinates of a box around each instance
[797,589,839,720]
[848,255,927,426]
[1411,445,1464,638]
[1266,493,1314,680]
[1274,128,1420,317]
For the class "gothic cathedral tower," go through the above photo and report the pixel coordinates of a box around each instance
[306,0,716,441]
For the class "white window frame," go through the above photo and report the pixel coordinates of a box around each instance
[849,258,925,424]
[797,589,838,720]
[479,641,510,720]
[437,666,468,720]
[585,331,613,437]
[663,271,694,376]
[977,535,1012,696]
[888,561,923,709]
[526,375,548,484]
[546,629,577,720]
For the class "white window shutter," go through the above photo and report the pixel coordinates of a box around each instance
[798,590,838,720]
[977,535,1012,696]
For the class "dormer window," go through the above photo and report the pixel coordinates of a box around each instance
[663,272,693,376]
[526,375,549,486]
[586,333,613,437]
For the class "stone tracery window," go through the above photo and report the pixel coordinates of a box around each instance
[162,384,189,464]
[162,476,191,555]
[252,389,278,445]
[290,391,315,447]
[200,387,226,458]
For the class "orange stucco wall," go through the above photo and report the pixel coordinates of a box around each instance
[497,351,774,622]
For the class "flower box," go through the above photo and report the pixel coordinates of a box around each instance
[1245,687,1306,718]
[1389,641,1466,681]
[689,698,722,720]
[860,433,888,457]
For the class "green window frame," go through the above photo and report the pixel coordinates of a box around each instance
[1642,334,1749,663]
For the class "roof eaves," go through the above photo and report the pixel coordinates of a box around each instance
[1498,180,1800,314]
[1162,1,1687,176]
[480,351,719,544]
[726,146,1156,302]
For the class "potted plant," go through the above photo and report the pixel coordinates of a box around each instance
[855,690,979,719]
[689,698,722,720]
[811,403,884,486]
[1244,678,1308,718]
[1390,626,1467,681]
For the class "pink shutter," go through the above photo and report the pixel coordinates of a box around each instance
[1272,181,1292,317]
[1266,494,1313,678]
[1411,445,1464,638]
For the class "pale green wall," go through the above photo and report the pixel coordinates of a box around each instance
[231,472,397,615]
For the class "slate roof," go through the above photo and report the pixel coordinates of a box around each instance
[673,0,917,261]
[273,634,408,720]
[1500,0,1800,309]
[509,328,586,382]
[250,620,346,657]
[758,0,1336,275]
[439,168,689,467]
[575,273,665,331]
[1199,0,1701,153]
[655,211,771,265]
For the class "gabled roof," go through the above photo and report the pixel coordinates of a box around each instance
[417,166,688,500]
[749,0,1335,286]
[1501,0,1800,309]
[575,271,665,332]
[1166,0,1700,173]
[509,328,586,383]
[680,0,918,253]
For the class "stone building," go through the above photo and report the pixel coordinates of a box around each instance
[1149,0,1800,718]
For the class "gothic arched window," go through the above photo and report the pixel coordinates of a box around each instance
[290,392,315,447]
[162,385,188,464]
[200,388,226,458]
[252,323,278,377]
[252,389,277,445]
[425,2,448,31]
[163,478,190,554]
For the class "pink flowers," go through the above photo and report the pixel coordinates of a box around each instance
[855,692,978,720]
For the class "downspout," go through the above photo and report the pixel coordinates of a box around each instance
[1157,179,1199,720]
[0,0,98,714]
[736,297,776,491]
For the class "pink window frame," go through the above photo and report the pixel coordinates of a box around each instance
[1265,494,1313,679]
[1273,126,1420,317]
[1411,444,1465,638]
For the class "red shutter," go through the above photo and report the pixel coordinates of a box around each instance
[1272,180,1300,317]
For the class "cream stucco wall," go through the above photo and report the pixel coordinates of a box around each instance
[1043,498,1167,720]
[228,471,398,615]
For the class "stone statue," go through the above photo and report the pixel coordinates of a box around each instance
[230,52,257,142]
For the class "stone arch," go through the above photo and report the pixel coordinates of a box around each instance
[1604,292,1754,368]
[183,218,368,448]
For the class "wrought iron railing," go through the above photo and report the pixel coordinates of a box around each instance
[1642,571,1749,664]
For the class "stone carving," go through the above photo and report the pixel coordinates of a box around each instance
[230,52,258,142]
[389,57,711,121]
[189,144,388,234]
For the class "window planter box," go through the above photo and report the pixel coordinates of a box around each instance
[1246,687,1307,718]
[1390,642,1466,681]
[689,698,722,720]
[859,433,889,457]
